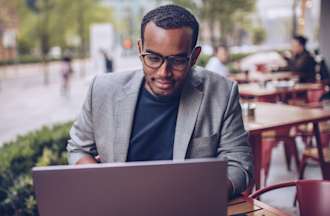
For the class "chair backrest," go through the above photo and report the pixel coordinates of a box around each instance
[297,180,330,216]
[307,88,324,103]
[249,181,296,199]
[249,180,330,216]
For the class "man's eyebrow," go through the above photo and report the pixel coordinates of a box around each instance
[145,49,189,57]
[145,49,162,56]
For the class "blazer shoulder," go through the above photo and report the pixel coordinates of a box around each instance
[93,69,142,90]
[192,66,235,93]
[96,69,141,84]
[88,69,143,102]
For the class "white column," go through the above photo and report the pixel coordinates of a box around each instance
[320,0,330,69]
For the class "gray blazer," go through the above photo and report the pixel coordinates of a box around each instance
[67,67,253,195]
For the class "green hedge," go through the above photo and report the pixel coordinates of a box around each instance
[0,56,62,66]
[196,54,212,67]
[197,52,253,73]
[0,122,72,215]
[229,52,252,63]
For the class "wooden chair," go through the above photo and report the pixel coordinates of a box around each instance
[293,87,330,180]
[288,83,325,107]
[260,137,277,186]
[285,85,330,180]
[249,180,330,216]
[252,98,301,186]
[299,123,330,179]
[299,122,330,180]
[250,89,301,184]
[261,129,300,180]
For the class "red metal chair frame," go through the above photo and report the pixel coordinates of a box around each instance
[249,180,330,216]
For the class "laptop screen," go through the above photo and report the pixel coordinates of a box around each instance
[33,159,227,216]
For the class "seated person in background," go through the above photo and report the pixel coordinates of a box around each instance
[205,45,230,77]
[67,4,253,199]
[279,35,316,83]
[314,48,330,82]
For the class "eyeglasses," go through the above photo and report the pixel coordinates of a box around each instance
[140,50,194,71]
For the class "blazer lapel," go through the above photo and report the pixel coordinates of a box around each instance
[173,71,203,160]
[113,71,144,162]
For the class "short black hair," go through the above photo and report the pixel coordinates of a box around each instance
[141,4,199,49]
[293,35,308,47]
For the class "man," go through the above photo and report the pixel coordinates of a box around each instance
[67,4,253,198]
[206,45,230,77]
[280,35,316,83]
[101,49,114,73]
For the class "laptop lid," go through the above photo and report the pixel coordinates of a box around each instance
[32,159,227,216]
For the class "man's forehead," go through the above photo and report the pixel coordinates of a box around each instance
[144,22,193,40]
[142,23,193,56]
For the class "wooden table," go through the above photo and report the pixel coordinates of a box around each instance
[230,71,299,84]
[239,82,323,102]
[228,196,290,216]
[244,102,330,190]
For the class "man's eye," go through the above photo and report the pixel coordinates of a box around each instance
[147,55,162,63]
[172,57,187,65]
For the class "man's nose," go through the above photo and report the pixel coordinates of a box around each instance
[157,60,173,78]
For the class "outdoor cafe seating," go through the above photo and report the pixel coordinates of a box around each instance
[249,180,330,216]
[237,68,330,189]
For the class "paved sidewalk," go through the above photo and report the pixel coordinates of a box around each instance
[0,56,140,145]
[0,78,89,144]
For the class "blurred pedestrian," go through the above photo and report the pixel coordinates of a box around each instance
[101,50,114,73]
[61,55,73,95]
[122,38,133,56]
[279,35,316,83]
[205,45,230,77]
[314,48,329,82]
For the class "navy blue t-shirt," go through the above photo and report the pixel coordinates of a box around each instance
[126,85,180,161]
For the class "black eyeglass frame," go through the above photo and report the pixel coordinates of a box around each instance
[140,48,196,70]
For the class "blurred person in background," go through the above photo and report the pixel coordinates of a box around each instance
[60,55,74,95]
[205,45,230,77]
[313,48,329,82]
[122,38,133,56]
[279,35,316,83]
[101,49,114,73]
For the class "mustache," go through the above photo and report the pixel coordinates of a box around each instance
[151,77,174,82]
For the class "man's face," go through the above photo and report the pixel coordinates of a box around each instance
[291,39,304,55]
[216,47,229,63]
[138,22,201,96]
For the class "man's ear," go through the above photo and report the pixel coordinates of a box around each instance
[137,40,143,55]
[190,46,202,66]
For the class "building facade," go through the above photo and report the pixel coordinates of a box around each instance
[0,2,18,62]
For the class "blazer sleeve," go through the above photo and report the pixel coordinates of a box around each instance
[66,77,97,164]
[217,82,254,197]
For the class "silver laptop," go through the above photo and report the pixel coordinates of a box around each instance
[32,159,227,216]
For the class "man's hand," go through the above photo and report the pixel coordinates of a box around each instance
[76,155,98,164]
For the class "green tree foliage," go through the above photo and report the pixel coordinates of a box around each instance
[15,0,113,57]
[167,0,199,13]
[252,26,267,45]
[171,0,256,47]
